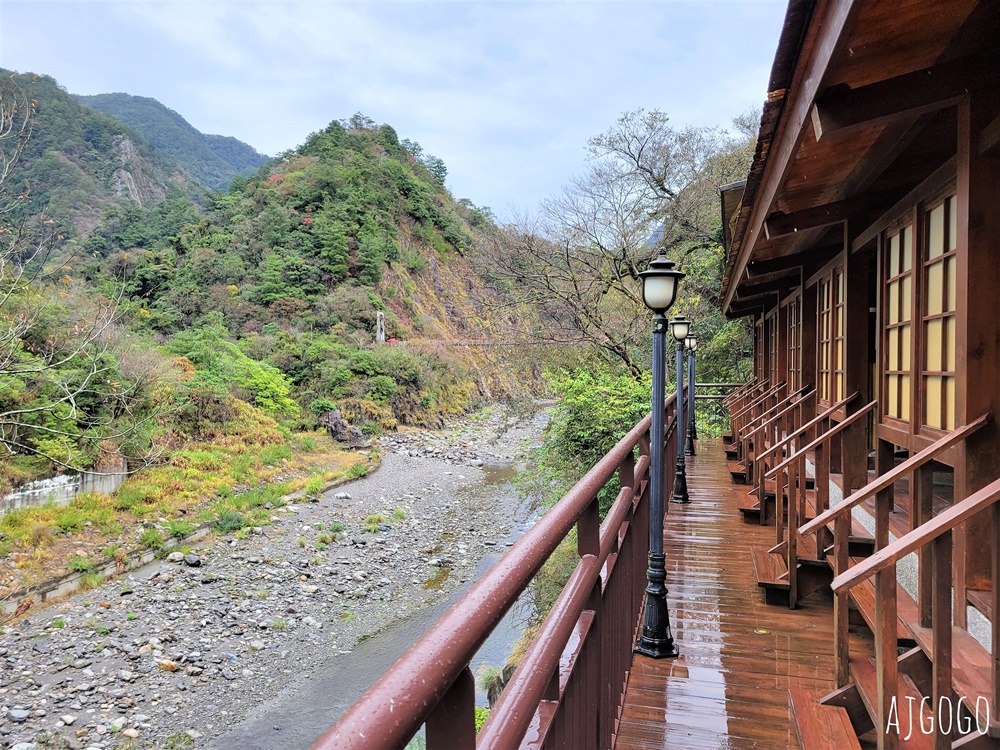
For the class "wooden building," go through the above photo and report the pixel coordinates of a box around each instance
[719,0,1000,746]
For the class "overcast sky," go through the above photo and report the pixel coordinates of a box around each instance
[0,0,786,218]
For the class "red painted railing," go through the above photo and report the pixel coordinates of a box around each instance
[313,394,680,750]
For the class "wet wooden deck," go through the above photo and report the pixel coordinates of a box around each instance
[616,439,875,749]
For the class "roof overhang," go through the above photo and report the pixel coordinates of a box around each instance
[720,0,1000,318]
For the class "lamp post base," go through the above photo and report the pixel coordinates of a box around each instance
[671,459,690,503]
[635,553,679,658]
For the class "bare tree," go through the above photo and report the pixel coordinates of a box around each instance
[474,108,756,377]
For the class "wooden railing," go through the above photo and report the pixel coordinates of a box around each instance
[743,387,812,491]
[729,382,785,463]
[313,395,681,750]
[799,415,989,688]
[831,469,1000,748]
[724,379,761,409]
[764,400,876,607]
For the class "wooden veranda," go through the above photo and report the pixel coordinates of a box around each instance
[617,438,874,749]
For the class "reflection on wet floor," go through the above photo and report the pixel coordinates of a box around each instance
[617,440,874,749]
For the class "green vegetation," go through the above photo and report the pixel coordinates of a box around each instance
[138,528,164,549]
[67,554,93,573]
[363,513,387,533]
[78,93,267,191]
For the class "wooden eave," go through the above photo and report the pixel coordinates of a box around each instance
[721,0,999,318]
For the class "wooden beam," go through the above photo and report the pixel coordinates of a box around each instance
[723,0,860,314]
[764,200,852,239]
[979,114,1000,156]
[851,157,957,253]
[811,54,999,142]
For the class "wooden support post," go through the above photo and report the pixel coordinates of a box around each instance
[993,502,1000,725]
[788,460,799,608]
[931,531,953,750]
[875,563,899,750]
[915,464,935,628]
[834,515,851,687]
[426,667,476,750]
[955,89,1000,627]
[816,436,830,512]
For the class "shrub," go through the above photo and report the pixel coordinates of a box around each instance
[68,554,93,573]
[216,510,246,533]
[55,508,86,533]
[139,528,164,549]
[166,519,195,539]
[367,375,397,403]
[347,462,369,479]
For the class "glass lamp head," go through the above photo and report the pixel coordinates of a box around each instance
[669,316,691,342]
[685,333,698,352]
[638,249,684,314]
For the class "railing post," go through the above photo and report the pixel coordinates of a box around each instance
[875,563,898,750]
[788,457,799,607]
[915,463,935,628]
[834,515,850,687]
[931,531,952,750]
[816,429,829,512]
[426,667,476,750]
[994,502,1000,727]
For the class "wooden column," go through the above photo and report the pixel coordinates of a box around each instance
[955,90,1000,622]
[844,242,872,495]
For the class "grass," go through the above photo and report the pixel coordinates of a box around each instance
[316,532,334,545]
[0,404,371,601]
[80,571,103,590]
[166,519,195,538]
[329,521,344,533]
[393,506,406,521]
[363,513,387,533]
[215,511,246,533]
[51,617,67,628]
[139,528,164,549]
[347,462,370,479]
[304,476,325,495]
[67,554,93,573]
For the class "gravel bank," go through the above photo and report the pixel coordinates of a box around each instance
[0,406,548,750]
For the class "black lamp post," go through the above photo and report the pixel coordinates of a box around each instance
[685,333,698,456]
[635,248,683,659]
[669,316,691,504]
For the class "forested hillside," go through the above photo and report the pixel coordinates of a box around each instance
[0,70,530,493]
[78,93,268,190]
[0,71,195,239]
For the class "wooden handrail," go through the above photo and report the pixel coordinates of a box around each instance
[744,388,814,441]
[724,381,756,405]
[765,400,876,479]
[800,413,992,536]
[755,392,857,463]
[831,474,1000,594]
[732,381,786,422]
[314,396,678,749]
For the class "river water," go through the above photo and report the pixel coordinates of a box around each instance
[209,428,543,749]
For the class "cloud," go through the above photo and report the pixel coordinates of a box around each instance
[0,0,787,218]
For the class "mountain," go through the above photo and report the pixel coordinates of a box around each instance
[0,70,195,238]
[77,93,268,191]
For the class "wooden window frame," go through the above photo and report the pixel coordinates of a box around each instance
[882,221,915,427]
[816,264,844,406]
[784,291,802,393]
[920,193,958,434]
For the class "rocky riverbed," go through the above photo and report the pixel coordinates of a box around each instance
[0,405,548,750]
